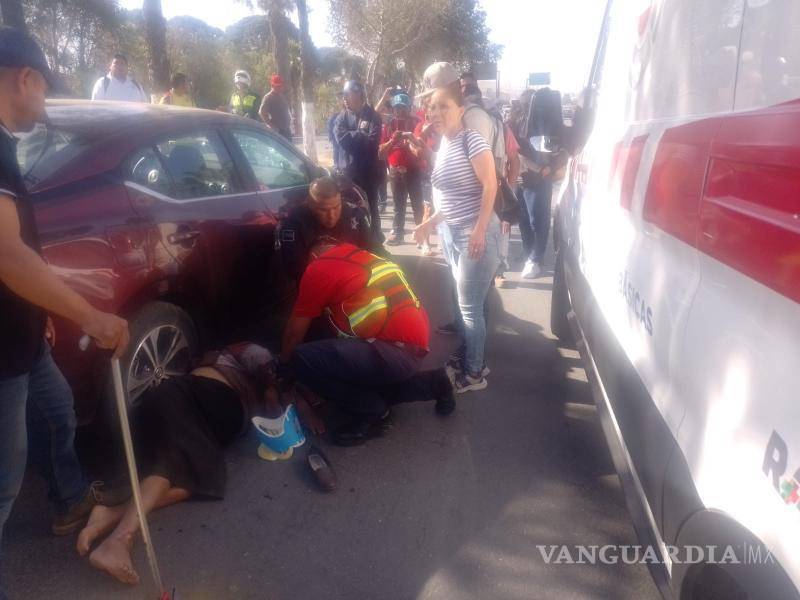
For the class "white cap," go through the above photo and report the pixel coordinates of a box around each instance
[234,70,251,86]
[416,62,460,99]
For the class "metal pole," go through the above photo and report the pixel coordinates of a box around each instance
[110,358,166,597]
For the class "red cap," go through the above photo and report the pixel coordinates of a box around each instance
[270,74,284,88]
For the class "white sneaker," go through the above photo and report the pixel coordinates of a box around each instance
[521,260,536,279]
[454,371,488,394]
[531,262,543,279]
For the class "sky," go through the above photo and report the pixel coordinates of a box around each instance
[119,0,607,95]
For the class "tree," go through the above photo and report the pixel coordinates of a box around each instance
[264,0,292,84]
[167,16,227,108]
[224,15,277,97]
[328,0,502,97]
[23,0,120,95]
[296,0,317,160]
[142,0,170,94]
[317,46,365,82]
[409,0,502,77]
[1,0,26,30]
[328,0,444,98]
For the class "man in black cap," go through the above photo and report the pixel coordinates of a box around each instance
[277,176,381,283]
[333,81,384,241]
[0,27,130,570]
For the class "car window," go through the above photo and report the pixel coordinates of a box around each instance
[125,147,175,197]
[16,123,89,188]
[232,130,309,190]
[155,132,240,200]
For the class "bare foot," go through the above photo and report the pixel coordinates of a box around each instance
[89,535,140,585]
[77,504,126,556]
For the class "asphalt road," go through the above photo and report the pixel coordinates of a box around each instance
[2,207,661,600]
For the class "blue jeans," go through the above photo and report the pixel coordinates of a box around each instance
[441,216,502,375]
[0,344,88,542]
[518,180,553,264]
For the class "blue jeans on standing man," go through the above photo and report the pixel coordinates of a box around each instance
[440,216,502,376]
[0,342,89,548]
[518,179,553,265]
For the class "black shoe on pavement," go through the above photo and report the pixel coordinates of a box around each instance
[307,445,337,492]
[436,322,459,335]
[431,368,456,416]
[333,411,391,447]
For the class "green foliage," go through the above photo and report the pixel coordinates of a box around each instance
[314,81,343,131]
[327,0,502,95]
[10,0,505,140]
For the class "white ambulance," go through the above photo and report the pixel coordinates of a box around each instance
[551,0,800,598]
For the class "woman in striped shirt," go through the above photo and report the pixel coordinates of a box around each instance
[411,83,501,393]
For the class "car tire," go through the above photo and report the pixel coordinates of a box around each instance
[115,301,199,412]
[550,244,572,342]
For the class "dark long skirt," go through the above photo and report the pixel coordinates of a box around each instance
[132,375,243,499]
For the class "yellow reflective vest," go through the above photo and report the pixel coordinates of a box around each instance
[230,91,260,119]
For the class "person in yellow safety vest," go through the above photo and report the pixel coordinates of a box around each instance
[229,70,261,120]
[279,239,456,447]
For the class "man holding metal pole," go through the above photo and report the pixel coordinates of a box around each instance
[0,27,129,596]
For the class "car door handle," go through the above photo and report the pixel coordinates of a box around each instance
[167,229,200,245]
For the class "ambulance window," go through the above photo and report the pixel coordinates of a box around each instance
[735,0,800,111]
[635,0,743,120]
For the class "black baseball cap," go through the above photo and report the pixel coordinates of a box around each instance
[0,27,60,91]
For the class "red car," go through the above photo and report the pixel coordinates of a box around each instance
[18,100,358,423]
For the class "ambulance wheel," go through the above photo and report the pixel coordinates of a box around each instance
[681,564,747,600]
[550,247,572,342]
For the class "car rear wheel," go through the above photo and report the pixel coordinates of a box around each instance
[120,301,198,410]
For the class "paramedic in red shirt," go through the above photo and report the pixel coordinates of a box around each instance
[379,93,423,246]
[279,240,455,446]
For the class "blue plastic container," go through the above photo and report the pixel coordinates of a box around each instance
[252,404,306,454]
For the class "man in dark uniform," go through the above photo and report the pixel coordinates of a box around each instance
[333,80,384,242]
[0,27,130,575]
[277,176,381,283]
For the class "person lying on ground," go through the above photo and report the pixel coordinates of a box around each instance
[76,342,322,585]
[277,175,382,283]
[279,239,456,447]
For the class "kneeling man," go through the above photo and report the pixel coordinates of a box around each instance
[280,240,454,446]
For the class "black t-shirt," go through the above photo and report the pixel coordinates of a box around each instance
[277,202,379,282]
[0,123,46,378]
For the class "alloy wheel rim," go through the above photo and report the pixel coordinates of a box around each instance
[126,325,190,404]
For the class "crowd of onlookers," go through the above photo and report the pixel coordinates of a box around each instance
[89,53,294,142]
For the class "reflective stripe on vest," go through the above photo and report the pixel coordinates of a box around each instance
[318,247,420,339]
[231,93,257,113]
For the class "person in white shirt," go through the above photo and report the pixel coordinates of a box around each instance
[91,54,148,103]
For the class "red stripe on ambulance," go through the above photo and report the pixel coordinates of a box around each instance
[640,99,800,305]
